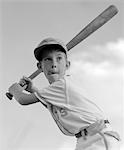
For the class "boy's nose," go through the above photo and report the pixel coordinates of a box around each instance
[52,60,57,68]
[52,64,57,68]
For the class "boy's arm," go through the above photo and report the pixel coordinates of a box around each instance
[35,79,67,107]
[9,83,39,105]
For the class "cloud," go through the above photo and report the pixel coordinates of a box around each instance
[69,39,124,76]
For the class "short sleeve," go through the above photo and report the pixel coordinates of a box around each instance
[34,79,67,107]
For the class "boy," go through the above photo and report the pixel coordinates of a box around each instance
[9,38,120,150]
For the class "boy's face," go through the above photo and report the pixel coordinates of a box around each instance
[40,49,69,84]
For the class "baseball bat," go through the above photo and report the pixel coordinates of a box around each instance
[6,5,118,100]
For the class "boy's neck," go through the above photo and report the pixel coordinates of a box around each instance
[48,76,66,84]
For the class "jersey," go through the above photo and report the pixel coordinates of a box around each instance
[34,76,106,136]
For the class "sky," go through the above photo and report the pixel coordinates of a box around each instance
[0,0,124,150]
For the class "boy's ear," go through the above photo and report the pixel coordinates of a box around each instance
[37,62,43,72]
[66,61,71,69]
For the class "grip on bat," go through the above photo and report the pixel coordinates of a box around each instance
[6,69,42,100]
[6,92,13,100]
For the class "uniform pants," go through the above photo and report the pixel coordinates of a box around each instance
[75,131,120,150]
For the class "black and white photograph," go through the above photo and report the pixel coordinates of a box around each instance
[1,0,123,150]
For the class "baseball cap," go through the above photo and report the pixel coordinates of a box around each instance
[34,37,68,61]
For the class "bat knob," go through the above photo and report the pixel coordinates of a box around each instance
[6,92,13,100]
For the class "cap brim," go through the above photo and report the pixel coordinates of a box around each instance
[34,44,67,61]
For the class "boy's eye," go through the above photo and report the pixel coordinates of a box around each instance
[44,58,51,61]
[57,57,62,61]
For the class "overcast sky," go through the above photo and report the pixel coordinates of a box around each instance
[1,0,124,150]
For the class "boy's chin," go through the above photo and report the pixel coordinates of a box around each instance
[48,75,61,83]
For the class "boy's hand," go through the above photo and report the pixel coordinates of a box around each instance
[19,76,34,93]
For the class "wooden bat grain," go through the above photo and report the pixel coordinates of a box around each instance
[66,5,118,50]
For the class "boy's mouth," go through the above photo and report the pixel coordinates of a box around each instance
[48,71,59,75]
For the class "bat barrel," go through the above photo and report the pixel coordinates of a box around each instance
[66,5,118,51]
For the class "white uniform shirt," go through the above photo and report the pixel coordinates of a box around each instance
[35,76,106,136]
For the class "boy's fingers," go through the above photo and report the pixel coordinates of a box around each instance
[19,80,26,86]
[19,76,30,86]
[23,84,28,89]
[23,76,32,83]
[19,79,25,84]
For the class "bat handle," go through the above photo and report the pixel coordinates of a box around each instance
[6,92,13,100]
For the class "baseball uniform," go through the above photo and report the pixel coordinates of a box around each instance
[9,75,120,150]
[34,75,121,150]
